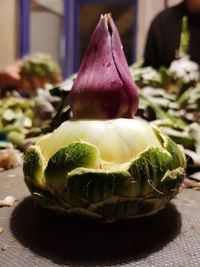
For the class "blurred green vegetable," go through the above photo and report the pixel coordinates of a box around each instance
[21,53,60,79]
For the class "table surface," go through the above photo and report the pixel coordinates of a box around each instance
[0,167,200,267]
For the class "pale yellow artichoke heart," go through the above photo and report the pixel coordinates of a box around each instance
[37,118,161,164]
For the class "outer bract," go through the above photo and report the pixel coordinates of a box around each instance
[23,118,185,222]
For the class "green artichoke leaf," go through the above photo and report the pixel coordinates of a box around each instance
[140,92,187,130]
[161,167,185,197]
[45,141,100,189]
[152,126,186,168]
[128,132,185,198]
[156,125,194,150]
[7,131,25,147]
[91,197,161,222]
[63,167,133,206]
[128,146,173,197]
[90,166,184,221]
[24,176,71,210]
[23,145,45,184]
[2,108,17,122]
[188,123,200,154]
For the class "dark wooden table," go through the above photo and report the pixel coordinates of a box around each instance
[0,167,200,267]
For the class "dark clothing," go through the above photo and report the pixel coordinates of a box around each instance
[144,2,200,69]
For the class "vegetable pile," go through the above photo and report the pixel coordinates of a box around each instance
[23,14,186,222]
[130,18,200,178]
[0,89,57,149]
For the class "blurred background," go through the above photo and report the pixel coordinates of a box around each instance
[0,0,181,77]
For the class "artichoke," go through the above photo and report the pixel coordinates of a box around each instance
[21,53,60,79]
[23,14,185,222]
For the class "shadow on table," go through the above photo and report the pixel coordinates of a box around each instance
[10,197,181,266]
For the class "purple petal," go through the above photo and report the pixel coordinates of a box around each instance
[107,14,139,116]
[69,14,139,119]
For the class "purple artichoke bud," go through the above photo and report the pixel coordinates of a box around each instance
[69,14,139,119]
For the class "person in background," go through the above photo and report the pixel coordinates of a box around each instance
[144,0,200,69]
